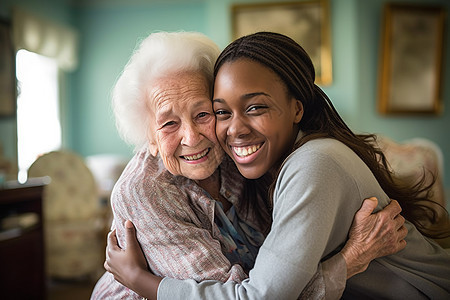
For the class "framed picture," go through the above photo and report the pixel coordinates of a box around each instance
[232,0,332,85]
[378,4,445,115]
[0,19,16,117]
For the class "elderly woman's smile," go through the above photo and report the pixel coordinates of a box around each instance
[181,147,211,162]
[147,71,223,180]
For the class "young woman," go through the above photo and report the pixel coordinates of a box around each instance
[105,32,450,299]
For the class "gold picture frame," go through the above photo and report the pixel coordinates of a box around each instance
[378,4,445,115]
[232,0,332,85]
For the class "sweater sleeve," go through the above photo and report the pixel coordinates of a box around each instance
[298,253,347,300]
[112,178,248,284]
[158,144,356,299]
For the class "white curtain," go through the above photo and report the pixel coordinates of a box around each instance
[12,7,79,72]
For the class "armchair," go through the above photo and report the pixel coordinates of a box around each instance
[28,150,104,279]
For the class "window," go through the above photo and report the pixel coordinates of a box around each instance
[16,49,61,183]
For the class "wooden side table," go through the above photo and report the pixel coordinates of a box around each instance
[0,178,48,300]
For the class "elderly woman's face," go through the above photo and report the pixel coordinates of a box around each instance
[147,72,223,180]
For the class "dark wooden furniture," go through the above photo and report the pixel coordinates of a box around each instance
[0,178,47,300]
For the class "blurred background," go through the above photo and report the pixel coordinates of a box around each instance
[0,0,449,299]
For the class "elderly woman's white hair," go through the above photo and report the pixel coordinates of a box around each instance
[112,31,221,151]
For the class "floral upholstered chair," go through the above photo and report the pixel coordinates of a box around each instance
[28,150,104,279]
[376,136,446,208]
[375,136,449,247]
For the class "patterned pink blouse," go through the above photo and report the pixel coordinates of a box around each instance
[91,147,264,299]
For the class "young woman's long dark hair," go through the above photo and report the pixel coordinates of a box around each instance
[214,31,449,239]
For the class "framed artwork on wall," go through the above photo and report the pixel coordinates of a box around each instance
[0,19,16,117]
[378,4,445,115]
[232,0,332,85]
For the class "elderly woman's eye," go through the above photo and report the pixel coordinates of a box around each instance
[197,112,209,118]
[161,121,176,128]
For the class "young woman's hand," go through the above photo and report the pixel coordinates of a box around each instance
[341,197,407,278]
[104,220,161,299]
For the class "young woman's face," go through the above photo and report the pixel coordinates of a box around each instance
[213,59,303,179]
[147,71,223,180]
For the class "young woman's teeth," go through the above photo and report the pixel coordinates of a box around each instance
[233,144,261,157]
[183,148,209,161]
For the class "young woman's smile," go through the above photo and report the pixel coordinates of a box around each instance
[213,58,303,179]
[232,143,263,158]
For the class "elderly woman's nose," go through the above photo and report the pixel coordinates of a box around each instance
[227,116,251,137]
[181,122,202,146]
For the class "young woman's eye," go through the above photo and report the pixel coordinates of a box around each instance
[214,109,230,117]
[247,105,268,113]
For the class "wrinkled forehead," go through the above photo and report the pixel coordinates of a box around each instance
[147,71,211,112]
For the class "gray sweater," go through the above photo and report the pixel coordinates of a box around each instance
[159,138,450,299]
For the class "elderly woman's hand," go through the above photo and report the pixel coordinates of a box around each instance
[341,197,407,278]
[104,221,161,299]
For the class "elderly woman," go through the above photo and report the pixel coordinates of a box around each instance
[91,32,406,299]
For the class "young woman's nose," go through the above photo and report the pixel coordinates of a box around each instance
[227,116,251,138]
[180,122,202,146]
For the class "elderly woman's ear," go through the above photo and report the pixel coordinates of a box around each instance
[145,113,159,156]
[148,140,158,156]
[147,129,159,156]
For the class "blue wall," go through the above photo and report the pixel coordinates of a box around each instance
[1,0,449,194]
[70,1,208,156]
